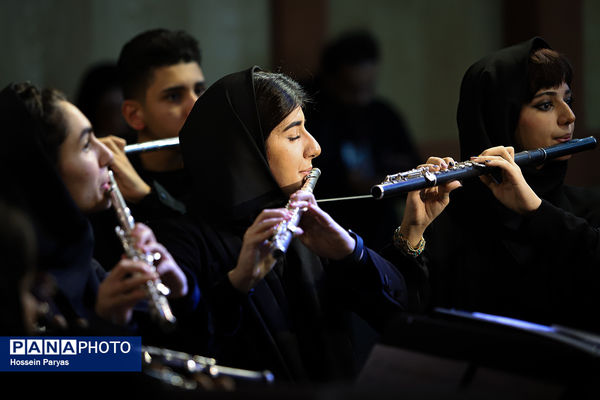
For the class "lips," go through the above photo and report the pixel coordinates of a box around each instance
[556,133,572,143]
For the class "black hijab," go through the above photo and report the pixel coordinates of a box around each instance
[0,84,95,319]
[456,37,568,202]
[179,66,287,227]
[178,68,367,381]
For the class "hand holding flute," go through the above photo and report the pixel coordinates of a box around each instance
[100,135,151,203]
[399,156,463,247]
[470,146,542,214]
[372,137,597,199]
[228,168,355,293]
[104,170,187,328]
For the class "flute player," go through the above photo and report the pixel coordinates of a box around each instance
[150,67,460,383]
[0,82,197,340]
[425,37,600,333]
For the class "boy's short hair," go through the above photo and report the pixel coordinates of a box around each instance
[117,29,201,100]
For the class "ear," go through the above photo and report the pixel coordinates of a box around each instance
[122,100,145,131]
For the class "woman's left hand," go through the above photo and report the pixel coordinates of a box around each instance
[290,190,356,260]
[131,223,188,298]
[400,157,462,246]
[470,146,542,214]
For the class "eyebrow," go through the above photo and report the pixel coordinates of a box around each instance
[283,121,302,132]
[161,81,206,94]
[533,89,571,99]
[161,85,185,94]
[80,127,93,140]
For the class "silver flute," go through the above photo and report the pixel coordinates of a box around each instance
[268,168,321,259]
[108,170,177,328]
[371,136,598,199]
[124,137,180,154]
[142,345,274,389]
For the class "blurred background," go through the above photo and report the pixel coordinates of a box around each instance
[1,0,598,186]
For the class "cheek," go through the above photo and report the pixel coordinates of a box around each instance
[267,143,295,184]
[60,157,99,206]
[516,113,544,148]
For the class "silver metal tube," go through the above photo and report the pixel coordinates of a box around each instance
[124,137,180,154]
[371,137,598,199]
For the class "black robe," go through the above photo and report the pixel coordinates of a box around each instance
[152,67,409,383]
[426,38,600,332]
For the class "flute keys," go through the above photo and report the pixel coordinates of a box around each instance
[156,282,171,296]
[424,171,436,183]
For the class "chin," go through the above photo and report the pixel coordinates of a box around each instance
[280,180,304,196]
[88,197,112,214]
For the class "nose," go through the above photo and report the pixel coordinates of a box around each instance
[558,100,576,126]
[304,129,321,159]
[97,138,114,168]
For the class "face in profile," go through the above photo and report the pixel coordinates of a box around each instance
[265,106,321,195]
[515,82,575,157]
[57,101,114,213]
[137,61,206,141]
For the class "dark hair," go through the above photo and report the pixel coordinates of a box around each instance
[526,48,573,101]
[320,30,380,75]
[75,62,120,126]
[12,82,68,166]
[253,71,308,137]
[117,28,201,100]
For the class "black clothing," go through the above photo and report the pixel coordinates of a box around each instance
[305,89,421,250]
[152,67,409,383]
[127,151,190,219]
[89,139,189,270]
[0,84,201,340]
[0,84,100,327]
[427,38,600,332]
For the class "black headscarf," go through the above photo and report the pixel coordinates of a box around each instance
[176,68,375,381]
[179,66,287,227]
[456,37,569,202]
[0,84,96,319]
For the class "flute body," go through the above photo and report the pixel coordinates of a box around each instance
[269,168,321,259]
[124,137,180,154]
[108,170,177,328]
[371,136,597,199]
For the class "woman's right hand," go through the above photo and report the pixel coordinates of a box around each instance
[95,259,158,325]
[227,208,292,293]
[471,146,542,214]
[400,156,462,246]
[100,135,151,203]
